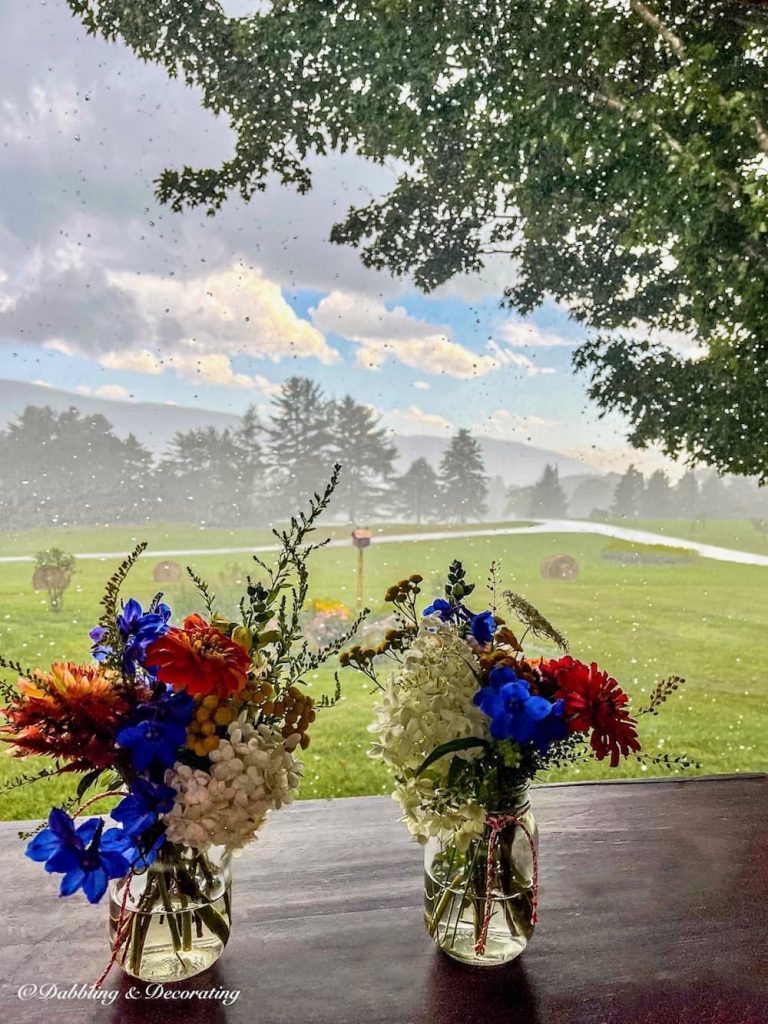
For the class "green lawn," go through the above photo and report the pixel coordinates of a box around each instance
[0,526,765,820]
[606,518,768,556]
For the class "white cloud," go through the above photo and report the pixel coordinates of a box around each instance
[383,405,454,435]
[311,291,497,379]
[474,409,560,440]
[42,339,76,357]
[100,349,165,375]
[76,383,133,401]
[496,320,576,348]
[107,264,339,367]
[6,260,340,391]
[487,342,556,376]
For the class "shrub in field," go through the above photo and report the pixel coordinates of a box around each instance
[601,541,698,565]
[32,549,75,612]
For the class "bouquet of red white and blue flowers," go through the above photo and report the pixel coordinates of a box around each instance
[342,560,695,965]
[0,468,358,982]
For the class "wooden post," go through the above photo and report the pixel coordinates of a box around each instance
[351,528,373,609]
[356,546,365,608]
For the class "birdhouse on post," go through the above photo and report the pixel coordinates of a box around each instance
[351,528,373,607]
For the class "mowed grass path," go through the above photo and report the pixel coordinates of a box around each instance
[606,518,768,556]
[0,519,533,558]
[0,527,765,820]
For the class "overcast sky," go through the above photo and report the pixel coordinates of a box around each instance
[0,1,681,476]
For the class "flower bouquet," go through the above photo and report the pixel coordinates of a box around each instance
[1,468,360,983]
[342,560,696,966]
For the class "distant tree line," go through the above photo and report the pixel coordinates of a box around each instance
[0,377,489,528]
[3,382,765,530]
[506,463,768,521]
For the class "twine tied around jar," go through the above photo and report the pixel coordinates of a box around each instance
[474,809,538,956]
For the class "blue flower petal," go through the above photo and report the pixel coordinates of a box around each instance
[75,818,101,845]
[83,867,109,904]
[100,851,130,879]
[47,808,79,846]
[59,868,85,897]
[525,695,554,721]
[45,848,81,873]
[25,829,61,862]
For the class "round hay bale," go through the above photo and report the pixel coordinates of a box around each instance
[540,554,579,580]
[32,566,71,591]
[152,559,183,583]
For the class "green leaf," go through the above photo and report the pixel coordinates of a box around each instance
[76,768,104,802]
[416,737,490,776]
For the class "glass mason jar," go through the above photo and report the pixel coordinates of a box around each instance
[107,843,232,982]
[423,783,537,966]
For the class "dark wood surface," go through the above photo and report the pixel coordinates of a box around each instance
[1,775,766,1024]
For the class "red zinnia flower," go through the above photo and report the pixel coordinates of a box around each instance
[145,614,250,699]
[0,662,128,772]
[542,656,641,767]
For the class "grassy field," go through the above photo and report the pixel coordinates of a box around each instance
[607,517,768,556]
[0,523,765,820]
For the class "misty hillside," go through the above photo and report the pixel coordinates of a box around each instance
[393,433,589,486]
[0,378,595,486]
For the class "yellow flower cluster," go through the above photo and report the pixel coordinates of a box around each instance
[262,685,316,750]
[187,693,239,757]
[186,674,281,757]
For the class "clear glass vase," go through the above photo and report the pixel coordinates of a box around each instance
[424,784,537,966]
[108,843,232,982]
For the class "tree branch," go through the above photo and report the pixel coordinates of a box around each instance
[753,116,768,155]
[629,0,687,59]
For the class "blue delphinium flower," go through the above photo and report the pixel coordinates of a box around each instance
[116,687,194,773]
[103,827,165,871]
[26,808,129,903]
[111,777,176,836]
[423,598,472,624]
[422,597,455,620]
[90,597,171,675]
[474,665,566,751]
[470,610,496,645]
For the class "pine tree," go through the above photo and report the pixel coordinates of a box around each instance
[396,458,441,524]
[263,377,334,517]
[675,470,699,522]
[640,470,673,518]
[528,464,568,519]
[612,465,645,519]
[159,427,243,524]
[699,472,728,522]
[330,396,397,522]
[232,405,266,524]
[438,430,488,523]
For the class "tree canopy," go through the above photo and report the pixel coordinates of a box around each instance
[68,0,768,478]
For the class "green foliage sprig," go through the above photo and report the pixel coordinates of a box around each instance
[186,568,216,617]
[635,751,701,772]
[503,591,569,651]
[637,675,685,716]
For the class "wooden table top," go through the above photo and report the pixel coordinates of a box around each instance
[1,774,766,1024]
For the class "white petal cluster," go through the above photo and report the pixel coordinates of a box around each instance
[162,714,303,852]
[370,618,489,848]
[394,776,487,853]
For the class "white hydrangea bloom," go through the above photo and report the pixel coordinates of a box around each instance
[370,618,489,848]
[162,714,303,852]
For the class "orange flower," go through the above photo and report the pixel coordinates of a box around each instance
[0,662,129,772]
[145,614,250,699]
